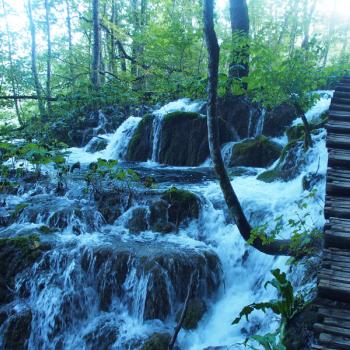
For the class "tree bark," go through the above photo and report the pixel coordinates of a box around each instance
[2,0,22,125]
[44,0,53,115]
[226,0,250,93]
[91,0,101,90]
[109,1,116,74]
[203,0,293,257]
[65,0,74,79]
[27,0,46,120]
[301,0,317,49]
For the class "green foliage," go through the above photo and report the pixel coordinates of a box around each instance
[248,189,323,256]
[84,158,140,191]
[246,332,286,350]
[233,269,308,349]
[248,42,326,111]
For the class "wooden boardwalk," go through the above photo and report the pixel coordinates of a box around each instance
[312,77,350,350]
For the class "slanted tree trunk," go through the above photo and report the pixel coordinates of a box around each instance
[203,0,293,257]
[226,0,249,94]
[44,0,52,115]
[91,0,101,90]
[27,0,46,120]
[2,0,22,125]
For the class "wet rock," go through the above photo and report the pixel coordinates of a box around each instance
[86,137,108,153]
[284,304,318,350]
[161,187,200,227]
[257,140,305,183]
[217,95,259,139]
[79,240,221,320]
[94,189,124,224]
[263,103,298,137]
[140,333,171,350]
[158,112,209,166]
[0,235,44,303]
[302,173,325,191]
[176,298,207,330]
[3,309,32,350]
[126,207,148,233]
[83,317,119,350]
[126,114,154,162]
[149,200,174,233]
[229,136,282,168]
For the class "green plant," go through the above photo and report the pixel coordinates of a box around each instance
[248,189,323,256]
[233,269,308,349]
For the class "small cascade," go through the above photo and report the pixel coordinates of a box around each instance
[247,109,254,138]
[103,116,142,160]
[221,141,236,165]
[255,108,266,136]
[93,111,107,136]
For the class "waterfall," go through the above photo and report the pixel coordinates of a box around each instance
[255,108,266,136]
[0,95,332,350]
[103,116,142,160]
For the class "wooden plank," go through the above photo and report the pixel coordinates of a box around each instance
[314,323,350,338]
[312,79,350,349]
[318,307,350,321]
[319,332,350,349]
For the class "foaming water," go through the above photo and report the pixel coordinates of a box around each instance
[0,95,330,349]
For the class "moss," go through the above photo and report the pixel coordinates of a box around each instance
[162,186,197,203]
[38,225,56,234]
[163,111,200,123]
[10,203,29,219]
[230,136,282,168]
[257,140,299,183]
[128,114,153,152]
[140,333,171,350]
[161,187,200,226]
[0,235,41,260]
[176,298,207,330]
[257,169,280,183]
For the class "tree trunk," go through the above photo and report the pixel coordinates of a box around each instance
[203,0,293,257]
[226,0,249,94]
[65,0,74,79]
[2,0,22,125]
[27,0,46,120]
[44,0,52,115]
[109,1,116,74]
[301,0,317,49]
[91,0,101,90]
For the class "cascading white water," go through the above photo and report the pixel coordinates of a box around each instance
[255,108,266,136]
[103,116,142,160]
[0,94,332,350]
[68,116,142,163]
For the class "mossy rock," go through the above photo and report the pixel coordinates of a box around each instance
[257,140,304,183]
[140,333,171,350]
[286,117,328,143]
[159,112,209,166]
[0,235,45,304]
[126,114,154,162]
[229,136,282,168]
[161,187,200,226]
[86,137,108,153]
[163,111,199,122]
[302,173,324,191]
[176,298,207,330]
